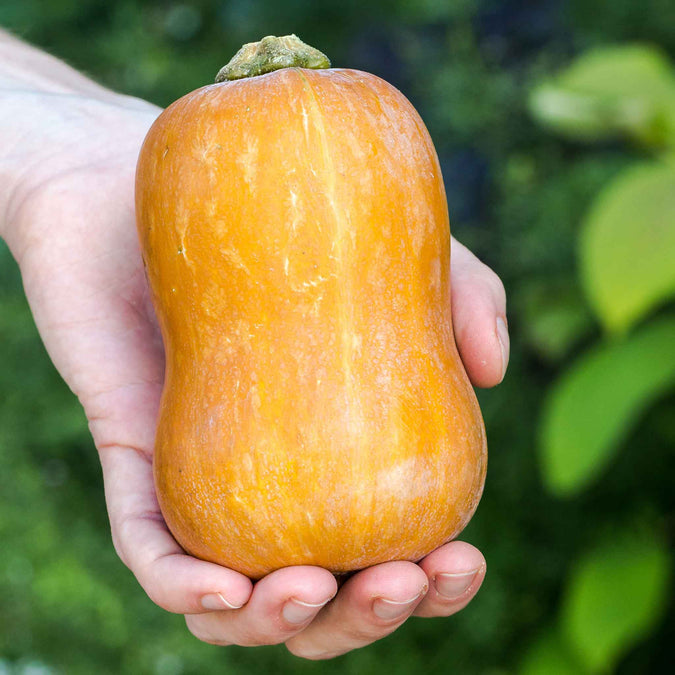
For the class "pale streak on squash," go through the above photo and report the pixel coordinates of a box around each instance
[296,69,362,463]
[136,67,487,578]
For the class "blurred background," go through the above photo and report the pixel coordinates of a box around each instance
[1,0,675,673]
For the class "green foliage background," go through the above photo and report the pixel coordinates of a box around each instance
[1,1,674,673]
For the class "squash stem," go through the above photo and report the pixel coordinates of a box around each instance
[215,34,331,82]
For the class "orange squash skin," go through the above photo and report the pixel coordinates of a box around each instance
[135,67,487,579]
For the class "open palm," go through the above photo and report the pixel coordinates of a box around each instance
[5,89,507,659]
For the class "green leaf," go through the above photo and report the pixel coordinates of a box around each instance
[561,530,671,673]
[580,160,675,333]
[529,44,675,146]
[539,315,675,496]
[518,629,588,675]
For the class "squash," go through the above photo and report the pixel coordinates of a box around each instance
[135,35,487,579]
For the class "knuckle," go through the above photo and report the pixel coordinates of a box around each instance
[109,516,137,571]
[143,583,178,614]
[234,629,275,647]
[285,640,337,661]
[185,617,289,648]
[109,530,129,568]
[344,623,381,644]
[138,569,177,613]
[185,616,232,647]
[241,626,296,647]
[454,259,506,315]
[141,565,198,615]
[192,633,232,647]
[430,597,473,617]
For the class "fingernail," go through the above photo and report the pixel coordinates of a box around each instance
[434,567,481,600]
[201,592,244,611]
[372,588,426,621]
[496,316,510,381]
[282,597,331,624]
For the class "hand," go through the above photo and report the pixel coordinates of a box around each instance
[3,86,508,661]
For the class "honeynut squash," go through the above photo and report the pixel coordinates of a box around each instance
[135,35,487,579]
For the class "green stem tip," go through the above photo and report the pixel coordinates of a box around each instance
[215,34,331,82]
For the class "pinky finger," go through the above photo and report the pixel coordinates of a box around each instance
[450,238,509,388]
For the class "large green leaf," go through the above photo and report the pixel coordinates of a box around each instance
[580,160,675,333]
[540,315,675,496]
[561,530,671,673]
[529,44,675,146]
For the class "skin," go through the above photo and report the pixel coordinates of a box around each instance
[0,30,508,660]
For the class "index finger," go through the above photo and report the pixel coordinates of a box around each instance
[451,237,509,388]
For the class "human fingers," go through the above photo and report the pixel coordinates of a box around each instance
[185,566,338,647]
[285,561,429,660]
[413,540,486,618]
[451,237,509,388]
[99,444,253,614]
